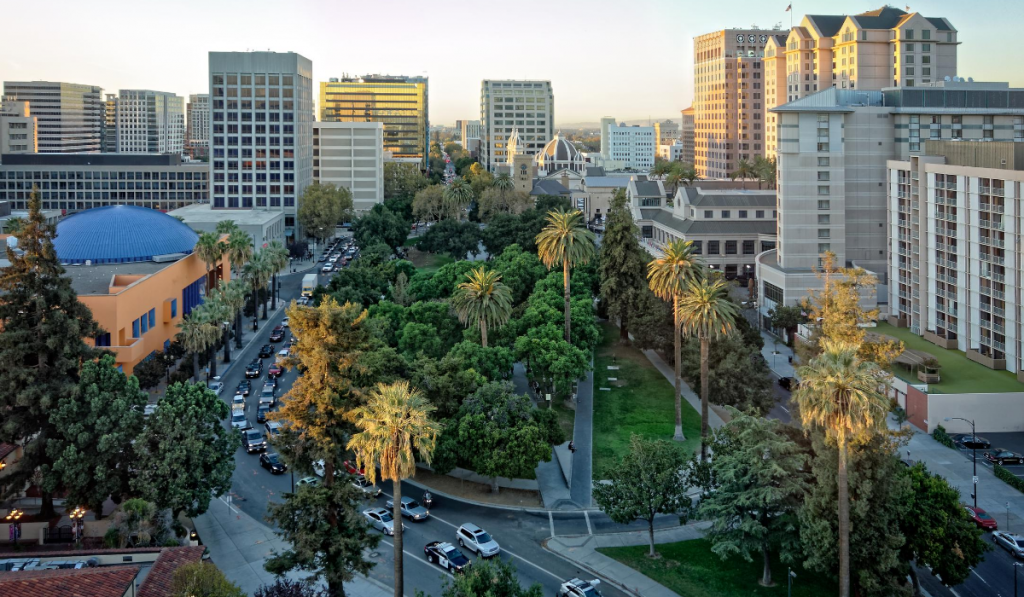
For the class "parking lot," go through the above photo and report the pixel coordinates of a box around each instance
[950,432,1024,479]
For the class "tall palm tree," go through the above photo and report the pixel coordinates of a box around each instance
[651,160,673,179]
[442,178,473,220]
[200,296,231,379]
[213,279,247,364]
[730,158,755,189]
[176,305,221,383]
[265,240,290,310]
[451,267,513,348]
[348,381,439,597]
[226,230,254,345]
[535,209,596,343]
[793,339,889,597]
[194,231,225,291]
[216,219,240,236]
[493,172,514,193]
[242,251,272,325]
[647,239,701,442]
[677,272,738,459]
[665,169,684,199]
[679,163,700,188]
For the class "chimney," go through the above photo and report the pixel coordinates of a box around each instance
[561,172,570,190]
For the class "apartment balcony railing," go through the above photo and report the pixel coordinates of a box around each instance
[979,202,1006,214]
[980,235,1006,248]
[980,219,1005,230]
[981,253,1006,265]
[981,286,1007,300]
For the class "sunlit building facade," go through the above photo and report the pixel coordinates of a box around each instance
[480,80,554,172]
[2,81,103,153]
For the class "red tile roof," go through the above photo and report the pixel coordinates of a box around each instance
[0,566,140,597]
[0,443,17,461]
[137,546,206,597]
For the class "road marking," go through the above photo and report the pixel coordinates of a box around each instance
[379,538,454,579]
[584,511,592,535]
[780,406,790,413]
[549,511,555,537]
[970,569,993,590]
[218,495,239,514]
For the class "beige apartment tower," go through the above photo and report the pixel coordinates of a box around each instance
[480,80,554,172]
[680,106,695,164]
[0,98,38,156]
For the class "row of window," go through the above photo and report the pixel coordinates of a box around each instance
[210,159,296,171]
[691,240,759,255]
[212,196,295,208]
[212,112,296,123]
[213,136,295,147]
[0,171,206,180]
[0,181,206,191]
[132,308,157,339]
[690,209,773,219]
[1,191,205,202]
[214,172,294,183]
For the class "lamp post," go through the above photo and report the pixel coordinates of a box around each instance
[69,506,86,545]
[222,321,231,364]
[788,567,797,597]
[945,417,978,509]
[6,508,23,546]
[1014,561,1023,597]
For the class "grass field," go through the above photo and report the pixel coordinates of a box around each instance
[407,248,453,274]
[598,539,836,597]
[592,323,700,479]
[875,322,1024,394]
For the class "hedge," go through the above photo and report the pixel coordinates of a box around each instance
[994,463,1024,494]
[932,424,957,449]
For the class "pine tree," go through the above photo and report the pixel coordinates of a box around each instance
[0,190,101,516]
[598,189,648,344]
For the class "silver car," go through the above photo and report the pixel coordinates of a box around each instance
[385,496,430,521]
[457,523,500,557]
[363,507,404,536]
[352,476,382,498]
[993,531,1024,558]
[230,411,251,430]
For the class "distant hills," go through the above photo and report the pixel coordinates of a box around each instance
[556,117,681,129]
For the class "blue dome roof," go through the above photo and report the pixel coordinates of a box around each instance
[54,206,199,265]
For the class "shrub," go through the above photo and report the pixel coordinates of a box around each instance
[932,424,957,449]
[995,464,1024,494]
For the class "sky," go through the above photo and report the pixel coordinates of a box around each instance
[2,0,1022,126]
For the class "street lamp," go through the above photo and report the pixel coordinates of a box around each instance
[1014,561,1023,597]
[6,508,23,546]
[69,506,86,544]
[945,417,978,509]
[788,567,797,597]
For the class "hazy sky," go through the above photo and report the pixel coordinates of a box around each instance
[2,0,1022,126]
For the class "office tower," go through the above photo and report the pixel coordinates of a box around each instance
[319,75,429,169]
[116,90,185,154]
[208,51,314,241]
[456,119,481,155]
[680,106,695,164]
[762,7,958,158]
[2,81,102,153]
[654,119,680,145]
[313,121,384,214]
[0,97,37,156]
[601,121,656,171]
[599,117,616,158]
[102,94,118,153]
[480,80,554,172]
[187,94,211,160]
[756,82,1024,335]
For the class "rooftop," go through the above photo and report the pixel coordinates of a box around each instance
[0,154,187,167]
[0,566,140,597]
[168,203,283,226]
[681,187,777,207]
[137,547,205,597]
[65,260,175,296]
[54,206,198,265]
[583,176,631,188]
[646,209,777,236]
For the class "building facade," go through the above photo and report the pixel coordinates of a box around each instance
[0,98,37,156]
[208,51,314,241]
[313,121,385,214]
[0,153,209,212]
[601,122,656,171]
[654,119,680,145]
[169,202,285,250]
[2,81,103,153]
[457,119,482,156]
[116,90,186,155]
[692,29,768,179]
[658,141,685,162]
[186,94,210,160]
[102,94,118,153]
[480,80,554,172]
[319,75,428,169]
[680,106,695,164]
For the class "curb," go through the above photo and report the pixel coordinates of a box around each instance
[402,477,602,515]
[542,536,642,597]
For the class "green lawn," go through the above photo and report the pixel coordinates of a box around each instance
[598,539,836,597]
[875,322,1024,394]
[592,323,700,479]
[407,248,453,274]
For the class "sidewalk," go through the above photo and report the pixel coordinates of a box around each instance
[761,331,796,378]
[194,495,392,597]
[569,362,595,508]
[545,523,709,597]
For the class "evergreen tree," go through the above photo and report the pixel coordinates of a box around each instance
[0,190,101,516]
[599,189,648,343]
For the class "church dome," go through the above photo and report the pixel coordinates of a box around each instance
[534,133,584,175]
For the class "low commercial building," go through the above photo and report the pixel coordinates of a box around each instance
[168,202,285,250]
[0,153,209,212]
[658,141,685,162]
[0,97,37,157]
[313,121,384,214]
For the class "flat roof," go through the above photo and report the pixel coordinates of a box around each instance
[0,154,187,167]
[168,203,283,226]
[64,260,175,296]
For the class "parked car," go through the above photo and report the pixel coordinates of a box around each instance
[992,531,1024,558]
[985,449,1024,465]
[230,411,251,430]
[778,377,798,391]
[456,523,500,557]
[260,452,287,474]
[258,344,274,358]
[385,496,430,521]
[343,460,364,476]
[236,380,251,396]
[207,381,225,396]
[256,404,272,424]
[959,435,992,450]
[964,505,998,530]
[351,476,382,498]
[423,542,471,574]
[297,476,320,488]
[363,507,403,536]
[268,363,284,378]
[243,429,266,453]
[557,578,602,597]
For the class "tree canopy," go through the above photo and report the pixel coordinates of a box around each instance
[298,183,352,243]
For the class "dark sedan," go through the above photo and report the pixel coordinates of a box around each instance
[259,452,287,474]
[245,363,262,379]
[269,326,286,343]
[985,449,1024,465]
[236,380,251,397]
[778,377,799,391]
[257,404,272,424]
[258,344,274,358]
[959,435,992,450]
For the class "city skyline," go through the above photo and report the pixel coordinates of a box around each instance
[1,0,1023,127]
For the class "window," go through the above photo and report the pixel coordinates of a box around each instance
[818,157,830,167]
[692,240,703,254]
[905,43,915,51]
[95,333,111,347]
[170,299,178,318]
[905,55,915,65]
[707,240,720,255]
[743,240,756,255]
[725,241,737,255]
[704,210,713,218]
[818,171,830,181]
[721,211,731,219]
[818,243,831,253]
[905,29,914,40]
[818,229,830,239]
[763,282,783,304]
[756,210,765,218]
[818,186,830,196]
[818,143,829,152]
[739,210,748,219]
[818,214,830,225]
[132,319,140,338]
[922,29,930,40]
[149,308,156,329]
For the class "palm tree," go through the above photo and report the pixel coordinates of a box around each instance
[665,169,684,199]
[213,279,247,364]
[442,178,473,220]
[226,230,254,345]
[535,209,596,343]
[451,267,513,348]
[647,239,701,442]
[176,305,221,383]
[679,163,700,188]
[216,219,240,236]
[348,381,439,597]
[265,240,290,310]
[677,272,738,459]
[493,172,514,193]
[730,158,755,189]
[793,339,889,597]
[4,216,25,235]
[651,159,673,179]
[194,231,225,291]
[242,251,272,325]
[200,296,231,378]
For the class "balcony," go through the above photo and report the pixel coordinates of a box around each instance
[981,286,1006,300]
[981,253,1005,265]
[980,219,1005,230]
[983,270,1006,283]
[980,235,1005,248]
[979,202,1005,214]
[936,211,957,222]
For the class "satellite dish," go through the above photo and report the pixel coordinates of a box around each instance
[944,76,951,82]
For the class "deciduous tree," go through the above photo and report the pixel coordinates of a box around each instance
[412,185,445,223]
[171,562,246,597]
[352,204,408,250]
[299,183,352,244]
[428,558,543,597]
[415,219,482,259]
[384,162,428,199]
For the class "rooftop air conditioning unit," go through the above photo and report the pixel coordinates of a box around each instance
[84,260,91,266]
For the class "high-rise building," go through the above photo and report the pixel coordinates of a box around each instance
[692,29,768,179]
[319,75,429,169]
[187,94,210,160]
[456,119,481,155]
[208,51,314,241]
[2,81,102,153]
[480,80,554,172]
[680,106,695,164]
[763,7,958,158]
[601,121,656,171]
[654,119,680,145]
[0,97,37,156]
[313,121,384,214]
[102,94,118,153]
[116,90,185,155]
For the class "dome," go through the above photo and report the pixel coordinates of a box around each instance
[534,133,584,175]
[54,205,199,265]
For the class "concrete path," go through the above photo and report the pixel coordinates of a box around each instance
[569,362,595,508]
[545,522,709,597]
[194,494,392,597]
[639,347,725,431]
[761,331,797,378]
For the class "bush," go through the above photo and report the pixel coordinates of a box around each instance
[932,424,957,449]
[995,463,1024,494]
[103,526,120,548]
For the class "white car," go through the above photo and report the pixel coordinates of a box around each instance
[993,531,1024,558]
[313,459,325,477]
[321,265,333,273]
[281,317,289,328]
[207,381,225,395]
[363,507,404,536]
[230,411,251,430]
[456,523,500,557]
[232,394,246,409]
[143,403,158,417]
[277,348,290,360]
[558,578,602,597]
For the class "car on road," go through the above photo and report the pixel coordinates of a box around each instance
[268,363,284,378]
[236,380,251,396]
[258,344,274,358]
[281,317,289,328]
[456,523,500,557]
[242,429,266,453]
[343,460,364,476]
[964,505,998,530]
[423,542,471,574]
[269,327,286,343]
[363,507,403,536]
[277,348,290,361]
[992,531,1024,558]
[984,449,1024,465]
[231,394,245,410]
[385,496,430,521]
[259,452,287,474]
[207,381,225,396]
[259,388,276,407]
[959,435,992,450]
[230,411,251,430]
[245,362,262,379]
[558,578,602,597]
[256,404,272,424]
[351,476,382,498]
[321,264,333,273]
[297,476,320,488]
[143,403,158,417]
[778,377,799,391]
[265,420,283,440]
